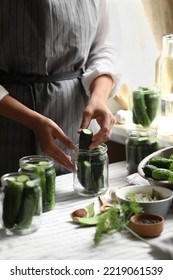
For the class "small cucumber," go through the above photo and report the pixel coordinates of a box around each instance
[151,168,173,180]
[17,175,30,183]
[79,129,93,149]
[17,180,40,228]
[2,180,24,229]
[77,160,92,190]
[143,164,157,177]
[38,161,49,166]
[148,156,173,169]
[144,89,159,122]
[132,89,151,127]
[44,168,56,211]
[6,176,16,182]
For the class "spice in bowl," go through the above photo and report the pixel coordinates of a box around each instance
[130,213,164,237]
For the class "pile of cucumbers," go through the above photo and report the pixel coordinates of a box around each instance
[77,129,107,193]
[132,87,159,127]
[2,174,41,230]
[143,155,173,181]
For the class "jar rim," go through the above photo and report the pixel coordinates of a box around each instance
[75,143,108,155]
[19,155,54,166]
[1,172,40,185]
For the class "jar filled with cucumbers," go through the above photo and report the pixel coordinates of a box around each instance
[130,86,160,127]
[19,155,56,212]
[126,128,158,175]
[73,129,109,197]
[0,172,42,235]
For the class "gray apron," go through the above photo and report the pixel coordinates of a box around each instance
[0,0,98,176]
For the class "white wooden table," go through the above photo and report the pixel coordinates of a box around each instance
[0,161,173,260]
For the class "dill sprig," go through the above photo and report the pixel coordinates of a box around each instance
[94,202,144,245]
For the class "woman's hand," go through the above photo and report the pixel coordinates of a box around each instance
[32,116,76,172]
[80,74,116,149]
[0,95,75,172]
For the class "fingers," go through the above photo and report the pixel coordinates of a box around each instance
[80,111,91,130]
[53,125,76,149]
[89,115,116,149]
[44,144,75,172]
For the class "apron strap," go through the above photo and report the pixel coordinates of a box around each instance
[0,68,83,112]
[0,68,83,85]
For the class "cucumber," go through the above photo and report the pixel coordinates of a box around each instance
[2,180,24,229]
[44,168,56,211]
[20,160,56,212]
[132,89,151,127]
[77,130,106,193]
[79,129,93,149]
[132,108,139,124]
[38,161,49,166]
[6,176,16,183]
[151,168,173,180]
[17,175,30,183]
[17,180,40,228]
[148,156,173,169]
[143,164,157,177]
[132,87,159,127]
[144,89,159,122]
[91,146,106,181]
[77,160,92,190]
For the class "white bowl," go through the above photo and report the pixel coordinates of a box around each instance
[116,185,173,217]
[138,146,173,190]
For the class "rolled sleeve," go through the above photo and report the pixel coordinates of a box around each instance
[0,85,9,100]
[82,0,121,98]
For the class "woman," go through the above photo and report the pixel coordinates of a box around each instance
[0,0,121,176]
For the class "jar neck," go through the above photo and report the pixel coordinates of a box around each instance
[162,34,173,57]
[75,143,108,155]
[19,155,54,168]
[128,128,157,139]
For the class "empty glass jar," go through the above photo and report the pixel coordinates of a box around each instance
[0,172,42,235]
[19,155,56,212]
[73,144,109,196]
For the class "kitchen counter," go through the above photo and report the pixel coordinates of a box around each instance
[111,123,173,147]
[0,161,173,260]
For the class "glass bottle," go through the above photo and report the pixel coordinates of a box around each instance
[19,155,56,212]
[126,128,158,175]
[0,172,42,235]
[73,144,109,197]
[156,34,173,118]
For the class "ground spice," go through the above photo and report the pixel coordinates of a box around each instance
[136,218,161,224]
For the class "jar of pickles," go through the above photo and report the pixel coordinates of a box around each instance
[19,155,56,212]
[0,172,42,235]
[73,144,109,196]
[129,86,160,127]
[126,128,158,174]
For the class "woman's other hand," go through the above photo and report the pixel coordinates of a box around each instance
[80,74,115,149]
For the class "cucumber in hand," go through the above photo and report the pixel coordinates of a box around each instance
[79,128,93,149]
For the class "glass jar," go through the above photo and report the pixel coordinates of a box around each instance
[73,144,109,197]
[129,86,160,127]
[19,155,56,212]
[126,128,158,174]
[0,172,42,235]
